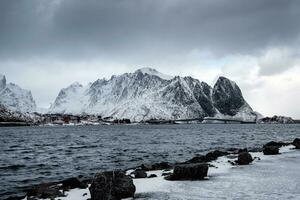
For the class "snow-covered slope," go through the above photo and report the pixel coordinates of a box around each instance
[0,74,36,113]
[49,68,258,121]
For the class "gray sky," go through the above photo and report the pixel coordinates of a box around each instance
[0,0,300,118]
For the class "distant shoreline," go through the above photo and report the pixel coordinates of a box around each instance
[0,121,299,127]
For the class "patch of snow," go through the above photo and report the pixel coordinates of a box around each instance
[131,145,299,199]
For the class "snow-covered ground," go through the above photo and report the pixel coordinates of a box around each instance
[132,145,300,200]
[26,145,299,200]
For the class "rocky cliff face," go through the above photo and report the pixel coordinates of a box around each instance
[0,74,36,113]
[49,68,257,121]
[212,76,248,116]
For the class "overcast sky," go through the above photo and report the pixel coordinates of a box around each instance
[0,0,300,118]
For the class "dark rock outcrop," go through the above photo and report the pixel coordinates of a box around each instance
[264,141,288,148]
[263,146,279,155]
[205,150,229,161]
[292,138,300,149]
[132,169,147,178]
[166,163,208,180]
[89,170,135,200]
[212,76,249,116]
[141,162,172,171]
[26,183,63,200]
[236,152,253,165]
[185,150,229,164]
[61,177,86,189]
[148,174,158,178]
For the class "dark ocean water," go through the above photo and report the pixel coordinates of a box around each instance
[0,124,299,199]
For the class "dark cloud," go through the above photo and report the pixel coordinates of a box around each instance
[0,0,300,61]
[1,0,300,118]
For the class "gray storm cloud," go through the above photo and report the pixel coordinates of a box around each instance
[0,0,300,61]
[0,0,300,118]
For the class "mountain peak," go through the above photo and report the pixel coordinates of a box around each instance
[212,76,248,116]
[0,75,36,113]
[69,82,83,88]
[134,67,173,80]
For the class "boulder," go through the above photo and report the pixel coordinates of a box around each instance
[264,141,288,148]
[148,174,157,178]
[26,183,63,200]
[141,162,172,171]
[292,138,300,149]
[236,152,253,165]
[166,163,208,180]
[185,150,229,164]
[185,155,206,163]
[263,146,279,155]
[132,169,147,178]
[89,170,135,200]
[205,150,229,162]
[61,177,86,189]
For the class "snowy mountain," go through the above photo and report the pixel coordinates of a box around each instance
[0,74,36,113]
[49,68,258,121]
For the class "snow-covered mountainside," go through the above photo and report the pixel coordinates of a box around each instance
[0,104,33,122]
[49,68,258,121]
[0,74,36,113]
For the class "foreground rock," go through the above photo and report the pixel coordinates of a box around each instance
[263,146,279,155]
[185,150,229,164]
[131,169,147,178]
[89,170,135,200]
[140,162,172,171]
[166,163,208,180]
[236,152,253,165]
[26,183,63,200]
[61,177,87,189]
[292,138,300,149]
[264,141,289,148]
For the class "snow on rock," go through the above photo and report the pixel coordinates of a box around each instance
[0,74,36,113]
[49,68,258,121]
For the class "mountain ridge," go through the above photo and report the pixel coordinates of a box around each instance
[49,68,259,121]
[0,74,36,113]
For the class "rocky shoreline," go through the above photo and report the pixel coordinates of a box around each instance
[5,138,300,200]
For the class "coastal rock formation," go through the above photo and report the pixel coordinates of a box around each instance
[236,152,253,165]
[166,163,208,180]
[140,162,172,171]
[61,177,87,189]
[0,74,36,113]
[49,68,258,121]
[292,138,300,149]
[185,150,229,164]
[89,170,135,200]
[26,183,64,200]
[131,169,147,178]
[263,146,279,155]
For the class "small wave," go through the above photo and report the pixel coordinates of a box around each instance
[0,164,26,171]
